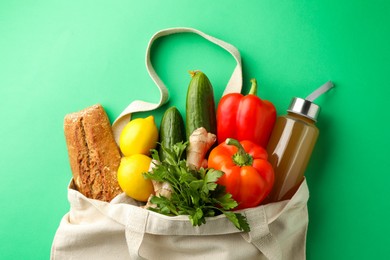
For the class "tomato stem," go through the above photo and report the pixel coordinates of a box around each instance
[226,138,253,166]
[248,78,257,95]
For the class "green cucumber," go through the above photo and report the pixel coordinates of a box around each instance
[185,71,217,139]
[158,106,186,161]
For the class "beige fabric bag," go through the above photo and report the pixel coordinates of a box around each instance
[51,28,309,260]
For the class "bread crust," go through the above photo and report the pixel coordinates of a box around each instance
[64,104,122,202]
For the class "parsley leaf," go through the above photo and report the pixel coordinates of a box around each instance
[144,142,250,232]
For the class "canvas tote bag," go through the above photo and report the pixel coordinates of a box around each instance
[51,27,309,260]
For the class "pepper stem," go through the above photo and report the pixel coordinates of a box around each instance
[248,78,258,95]
[226,138,253,166]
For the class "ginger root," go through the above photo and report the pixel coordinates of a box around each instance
[144,160,173,209]
[186,127,216,170]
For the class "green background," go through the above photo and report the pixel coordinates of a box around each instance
[1,1,389,259]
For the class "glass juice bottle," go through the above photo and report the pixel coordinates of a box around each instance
[266,81,334,202]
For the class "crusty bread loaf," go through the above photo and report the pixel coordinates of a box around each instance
[64,104,122,202]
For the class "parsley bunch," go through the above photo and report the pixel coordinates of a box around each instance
[144,142,250,232]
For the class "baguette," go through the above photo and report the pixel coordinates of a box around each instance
[64,104,122,202]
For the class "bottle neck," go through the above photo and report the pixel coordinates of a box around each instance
[287,112,317,124]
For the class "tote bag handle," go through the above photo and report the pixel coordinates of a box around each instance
[112,27,243,143]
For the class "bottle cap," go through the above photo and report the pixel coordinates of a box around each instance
[287,81,334,122]
[288,98,320,121]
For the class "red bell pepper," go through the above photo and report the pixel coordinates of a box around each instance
[208,138,274,209]
[216,79,276,148]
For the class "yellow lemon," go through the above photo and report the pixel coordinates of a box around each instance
[119,116,158,156]
[117,154,154,202]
